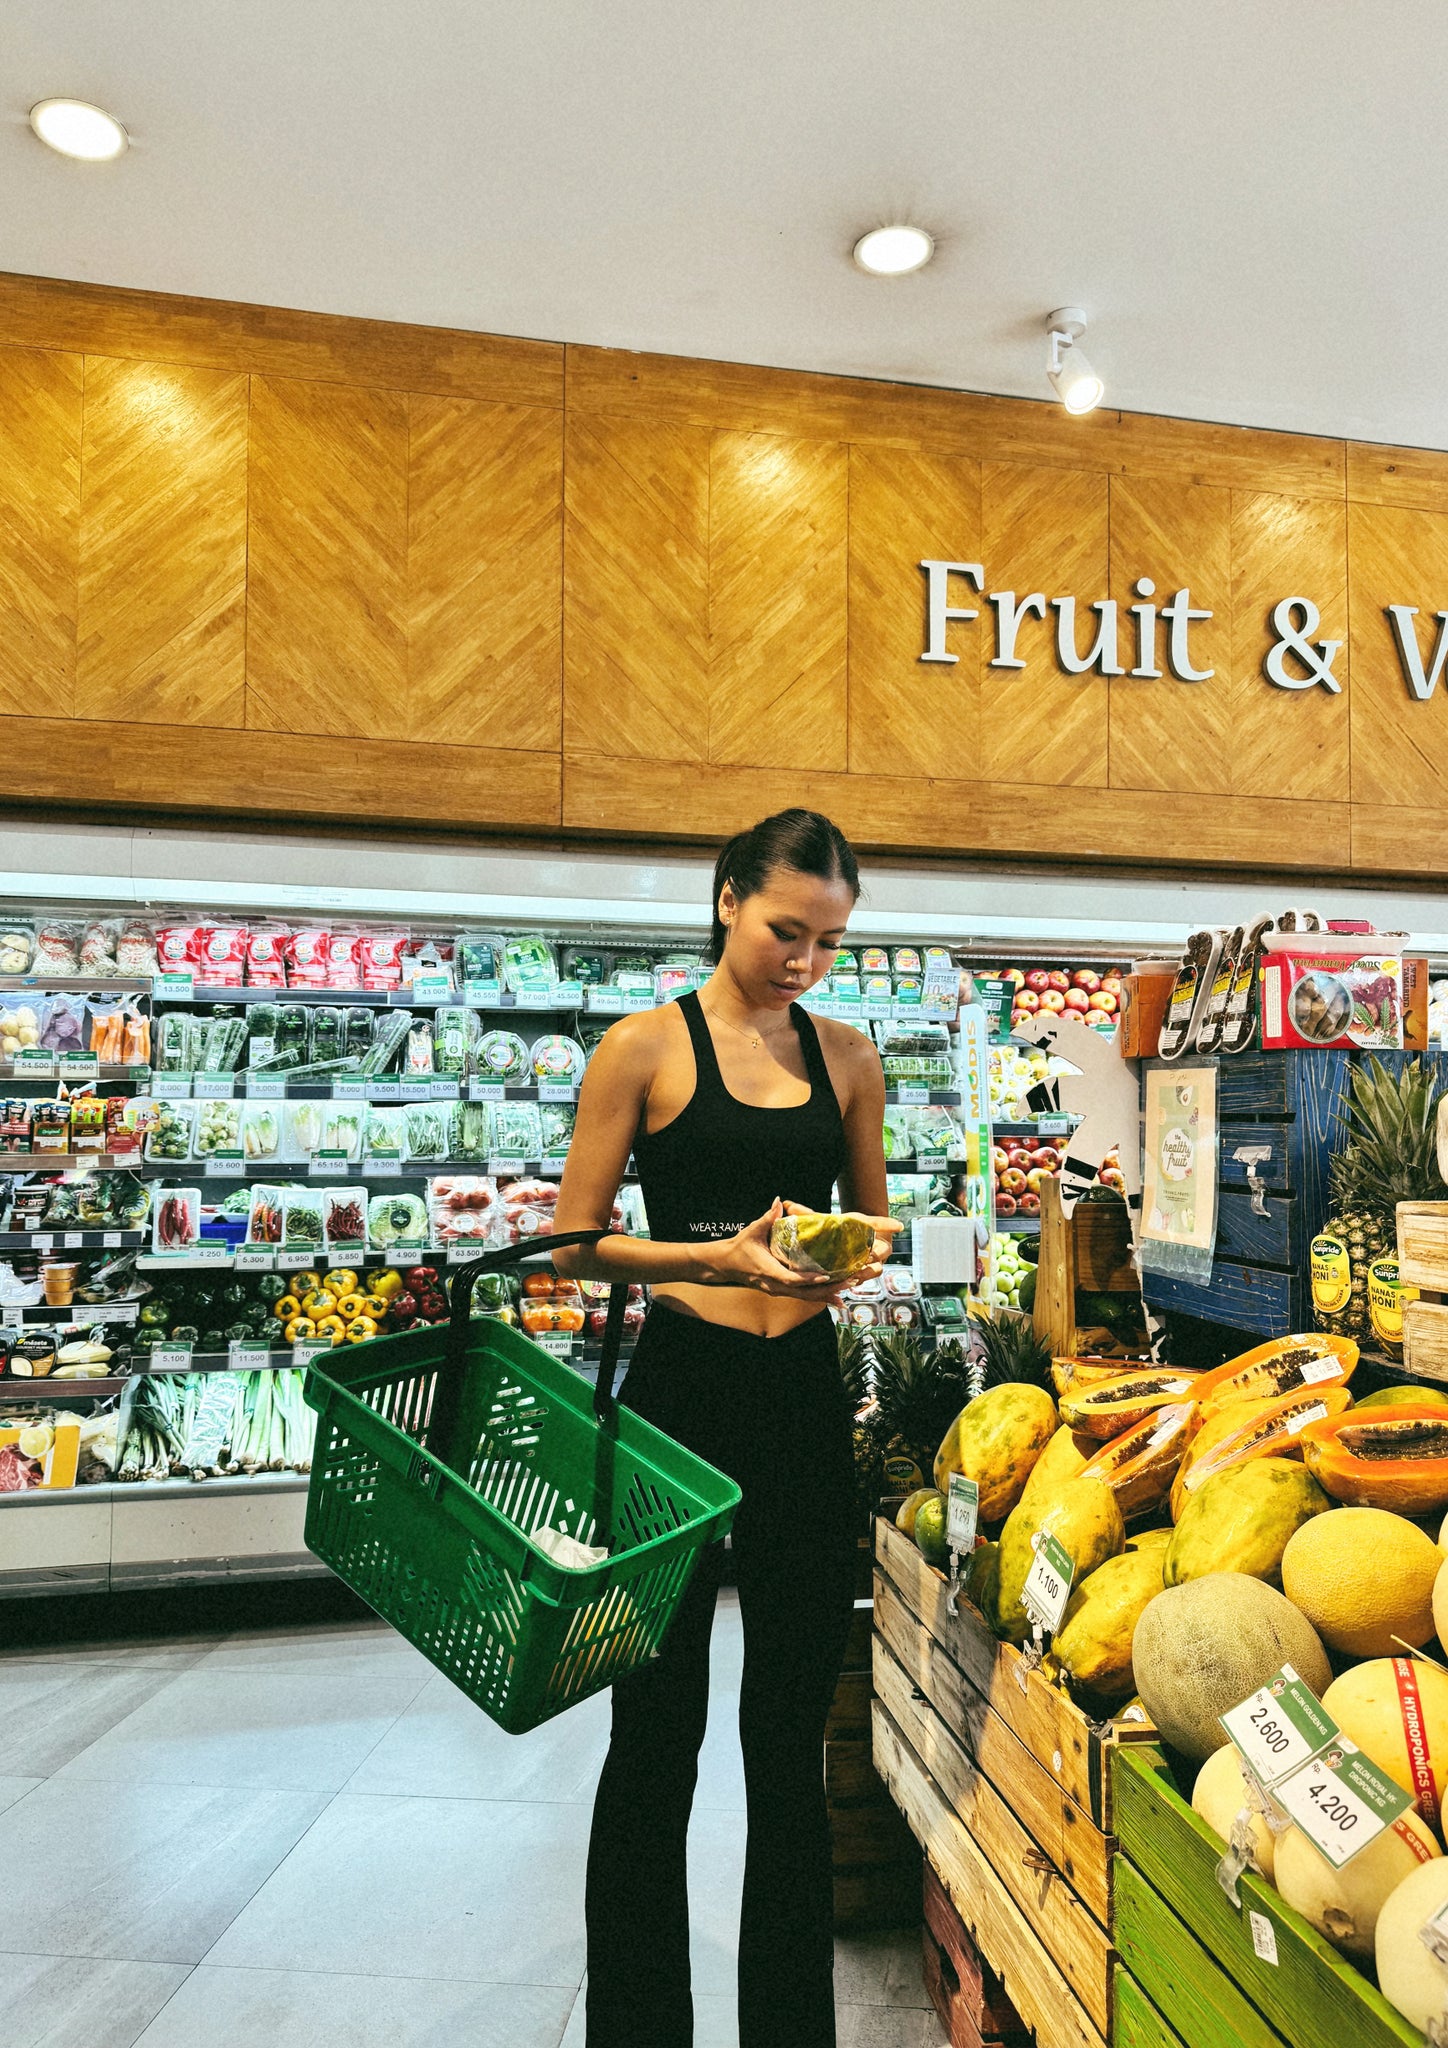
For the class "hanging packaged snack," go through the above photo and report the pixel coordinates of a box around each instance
[1260,935,1407,1051]
[1218,913,1277,1056]
[286,927,331,988]
[502,934,557,996]
[0,924,36,975]
[285,1100,323,1160]
[402,1100,449,1161]
[323,1186,370,1248]
[115,918,158,977]
[145,1099,195,1162]
[1194,925,1245,1056]
[324,930,362,988]
[1157,930,1224,1061]
[474,1029,530,1083]
[195,1099,243,1156]
[530,1034,587,1087]
[33,921,82,975]
[247,1184,286,1245]
[309,1007,346,1064]
[320,1105,363,1158]
[363,1102,407,1157]
[404,1018,435,1075]
[41,994,86,1054]
[281,1188,326,1249]
[153,1188,201,1252]
[244,923,290,987]
[434,1007,475,1075]
[357,929,407,991]
[486,1100,542,1165]
[239,1101,281,1162]
[367,1190,429,1251]
[450,1096,489,1159]
[538,1101,575,1161]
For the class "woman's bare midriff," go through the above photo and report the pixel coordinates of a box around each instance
[649,1283,833,1338]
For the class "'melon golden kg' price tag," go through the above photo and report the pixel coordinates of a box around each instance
[1309,1233,1352,1317]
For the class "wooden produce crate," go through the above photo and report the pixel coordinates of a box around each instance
[828,1596,920,1930]
[923,1861,1029,2047]
[870,1517,1156,2048]
[1111,1743,1420,2048]
[1033,1180,1139,1359]
[1398,1200,1448,1383]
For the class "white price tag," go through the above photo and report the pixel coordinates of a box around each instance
[487,1158,515,1177]
[228,1339,273,1368]
[277,1248,314,1271]
[589,988,623,1013]
[31,1234,53,1252]
[469,1081,505,1102]
[1283,1401,1329,1436]
[447,1245,484,1264]
[13,1049,56,1077]
[915,1152,949,1173]
[428,1077,460,1100]
[946,1473,979,1555]
[292,1339,333,1366]
[63,1231,84,1248]
[537,1333,574,1357]
[1220,1665,1337,1788]
[1247,1912,1279,1967]
[150,1345,194,1372]
[1299,1354,1343,1386]
[462,982,501,1005]
[410,973,452,1005]
[309,1153,348,1177]
[194,1075,234,1099]
[1037,1114,1072,1136]
[1421,1899,1448,1968]
[335,1079,369,1100]
[59,1052,99,1081]
[895,1085,929,1105]
[369,1154,401,1176]
[1273,1741,1412,1869]
[152,972,194,1001]
[154,1075,193,1099]
[1021,1531,1074,1636]
[538,1084,576,1103]
[247,1076,286,1099]
[234,1246,275,1271]
[102,1230,122,1248]
[208,1150,246,1177]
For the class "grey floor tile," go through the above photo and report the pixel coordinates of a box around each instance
[199,1621,433,1679]
[684,1802,747,1997]
[837,2000,948,2045]
[559,1981,735,2048]
[345,1670,612,1802]
[0,1953,190,2048]
[0,1774,42,1815]
[0,1776,328,1964]
[56,1666,431,1793]
[0,1634,224,1673]
[207,1792,592,1986]
[834,1927,933,2008]
[133,1966,576,2047]
[0,1661,183,1775]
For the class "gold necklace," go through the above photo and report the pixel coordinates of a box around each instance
[700,997,794,1053]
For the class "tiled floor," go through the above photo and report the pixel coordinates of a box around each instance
[0,1588,946,2046]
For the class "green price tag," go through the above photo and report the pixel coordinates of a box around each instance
[1272,1738,1412,1868]
[946,1473,979,1554]
[1021,1531,1074,1635]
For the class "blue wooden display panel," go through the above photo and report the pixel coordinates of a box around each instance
[1215,1187,1297,1268]
[1144,1259,1300,1336]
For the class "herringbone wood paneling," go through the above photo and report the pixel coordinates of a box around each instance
[1346,500,1448,809]
[1229,492,1349,802]
[1108,474,1232,793]
[708,431,848,771]
[408,397,562,750]
[0,346,81,719]
[246,375,409,740]
[76,357,247,727]
[563,413,709,762]
[979,463,1109,786]
[847,445,981,779]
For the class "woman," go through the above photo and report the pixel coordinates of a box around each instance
[553,808,900,2048]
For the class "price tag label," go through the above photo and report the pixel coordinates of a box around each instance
[59,1052,99,1081]
[538,1084,576,1103]
[278,1248,314,1271]
[469,1081,505,1102]
[228,1338,272,1368]
[1220,1665,1338,1789]
[292,1339,333,1366]
[1021,1531,1074,1636]
[428,1078,460,1100]
[589,988,623,1014]
[537,1333,574,1357]
[154,1073,193,1099]
[247,1076,286,1099]
[462,981,501,1006]
[309,1152,348,1177]
[623,991,656,1012]
[487,1158,518,1177]
[13,1049,56,1077]
[30,1233,53,1252]
[1035,1114,1070,1137]
[895,1085,929,1105]
[208,1150,246,1177]
[1248,1912,1279,1967]
[1421,1898,1448,1968]
[102,1230,123,1248]
[410,973,452,1005]
[63,1230,84,1248]
[335,1079,369,1100]
[327,1241,367,1263]
[193,1075,234,1099]
[447,1245,484,1263]
[152,972,194,1001]
[946,1473,979,1555]
[150,1345,194,1371]
[1272,1740,1411,1869]
[369,1155,401,1177]
[234,1246,275,1271]
[1299,1354,1344,1386]
[916,1152,949,1174]
[369,1079,407,1101]
[1283,1400,1329,1437]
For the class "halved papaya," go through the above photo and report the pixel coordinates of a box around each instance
[1050,1355,1135,1400]
[1299,1405,1448,1514]
[1194,1334,1357,1417]
[1171,1384,1354,1511]
[1079,1401,1198,1518]
[1058,1368,1201,1441]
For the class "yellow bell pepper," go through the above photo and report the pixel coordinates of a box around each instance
[345,1315,379,1344]
[334,1293,366,1321]
[361,1292,388,1320]
[274,1294,302,1323]
[284,1315,317,1343]
[370,1268,404,1301]
[314,1314,346,1345]
[296,1270,323,1297]
[329,1268,361,1296]
[303,1289,338,1318]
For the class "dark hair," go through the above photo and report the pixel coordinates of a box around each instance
[708,809,860,963]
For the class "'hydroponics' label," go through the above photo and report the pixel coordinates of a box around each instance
[1220,1665,1337,1788]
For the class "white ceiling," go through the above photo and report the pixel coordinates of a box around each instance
[2,1,1444,449]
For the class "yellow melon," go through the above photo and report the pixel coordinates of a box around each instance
[1191,1742,1281,1880]
[1275,1807,1441,1961]
[1282,1509,1442,1658]
[1323,1659,1448,1835]
[1377,1860,1448,2034]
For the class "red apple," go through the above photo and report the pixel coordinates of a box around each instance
[1072,969,1101,992]
[1001,967,1026,990]
[1028,1166,1057,1192]
[1087,1013,1115,1031]
[1046,969,1071,991]
[1031,1146,1061,1170]
[1101,974,1124,994]
[1039,989,1067,1012]
[1006,1147,1033,1170]
[1025,969,1051,993]
[1011,1008,1033,1029]
[999,1168,1027,1195]
[1087,990,1118,1013]
[1064,987,1091,1012]
[1019,1191,1041,1215]
[991,1146,1009,1174]
[996,1192,1018,1216]
[1015,988,1041,1013]
[1099,1167,1126,1191]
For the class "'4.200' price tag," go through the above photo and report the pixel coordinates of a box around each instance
[1271,1739,1412,1870]
[1219,1664,1338,1789]
[1021,1530,1074,1636]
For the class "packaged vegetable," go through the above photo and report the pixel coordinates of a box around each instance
[451,1097,489,1159]
[88,1000,125,1063]
[475,1030,529,1082]
[282,1189,326,1248]
[276,1005,310,1059]
[368,1192,429,1250]
[195,1099,243,1155]
[428,1175,501,1246]
[153,1188,201,1252]
[457,933,505,984]
[360,1009,412,1074]
[357,929,407,990]
[403,1101,448,1160]
[33,921,82,974]
[200,1017,247,1071]
[40,994,86,1054]
[309,1008,346,1064]
[245,923,290,986]
[323,1187,369,1248]
[403,941,453,994]
[122,1005,150,1066]
[0,1002,41,1056]
[247,1185,286,1245]
[246,1002,280,1066]
[342,1009,374,1060]
[363,1104,407,1156]
[503,934,557,994]
[539,1102,575,1160]
[404,1020,435,1075]
[487,1101,542,1162]
[434,1008,475,1075]
[115,919,158,976]
[324,931,362,987]
[154,1012,198,1072]
[240,1103,281,1161]
[0,926,35,974]
[285,1101,323,1158]
[145,1100,195,1162]
[562,947,608,986]
[195,924,248,986]
[530,1034,587,1086]
[320,1106,363,1158]
[287,928,331,987]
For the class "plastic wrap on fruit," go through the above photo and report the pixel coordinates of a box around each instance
[768,1210,875,1280]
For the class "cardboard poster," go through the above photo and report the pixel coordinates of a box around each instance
[1140,1065,1218,1279]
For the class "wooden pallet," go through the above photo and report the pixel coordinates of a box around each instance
[922,1861,1030,2047]
[1398,1200,1448,1382]
[871,1517,1156,2048]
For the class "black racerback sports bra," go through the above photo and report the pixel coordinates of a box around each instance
[632,990,847,1246]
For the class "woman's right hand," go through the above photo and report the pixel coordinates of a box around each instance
[707,1198,849,1298]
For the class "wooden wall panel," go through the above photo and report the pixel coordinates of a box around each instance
[75,357,247,728]
[563,413,709,762]
[1228,493,1349,802]
[1346,500,1448,809]
[978,464,1109,787]
[847,446,981,779]
[407,397,561,750]
[1108,475,1232,794]
[707,431,848,771]
[0,347,81,720]
[1347,441,1448,517]
[246,375,409,740]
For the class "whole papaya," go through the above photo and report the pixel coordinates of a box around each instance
[1164,1458,1331,1588]
[992,1476,1125,1644]
[933,1383,1057,1523]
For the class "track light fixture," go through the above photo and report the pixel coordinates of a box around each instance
[1045,308,1104,415]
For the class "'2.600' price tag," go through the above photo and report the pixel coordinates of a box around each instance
[1272,1738,1412,1869]
[946,1473,979,1556]
[1219,1664,1338,1789]
[1021,1530,1074,1636]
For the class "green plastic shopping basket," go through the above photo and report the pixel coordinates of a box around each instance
[301,1231,740,1734]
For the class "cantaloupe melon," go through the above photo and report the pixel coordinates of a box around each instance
[1282,1509,1442,1657]
[1324,1659,1448,1834]
[1275,1807,1441,1961]
[1376,1859,1448,2034]
[1191,1742,1281,1880]
[1018,1423,1095,1513]
[1132,1572,1331,1761]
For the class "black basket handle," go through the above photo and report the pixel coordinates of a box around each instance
[434,1232,627,1461]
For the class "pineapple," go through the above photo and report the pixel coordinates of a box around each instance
[973,1308,1054,1393]
[1314,1056,1445,1340]
[868,1328,975,1487]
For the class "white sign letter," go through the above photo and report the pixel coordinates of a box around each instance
[1052,598,1124,676]
[919,560,983,665]
[1385,605,1448,701]
[988,590,1047,670]
[1161,588,1215,682]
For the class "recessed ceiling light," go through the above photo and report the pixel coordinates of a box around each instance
[30,99,129,162]
[853,225,934,277]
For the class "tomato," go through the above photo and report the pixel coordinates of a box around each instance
[522,1273,556,1298]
